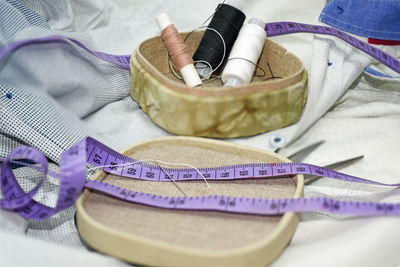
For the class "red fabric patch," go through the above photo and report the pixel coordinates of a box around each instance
[368,38,400,45]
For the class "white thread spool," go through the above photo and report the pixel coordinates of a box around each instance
[156,13,202,87]
[222,18,266,87]
[194,0,244,79]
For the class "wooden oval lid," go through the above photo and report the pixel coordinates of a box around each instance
[76,136,304,266]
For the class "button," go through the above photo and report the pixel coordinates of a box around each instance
[1,92,12,100]
[270,134,287,148]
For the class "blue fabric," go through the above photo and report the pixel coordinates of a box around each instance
[319,0,400,41]
[364,67,400,78]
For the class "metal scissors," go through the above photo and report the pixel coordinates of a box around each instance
[276,141,363,185]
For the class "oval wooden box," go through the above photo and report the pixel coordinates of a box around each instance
[130,31,307,138]
[76,136,304,266]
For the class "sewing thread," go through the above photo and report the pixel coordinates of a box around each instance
[156,13,202,87]
[1,158,212,190]
[161,25,194,71]
[193,1,246,77]
[175,26,227,80]
[222,18,266,87]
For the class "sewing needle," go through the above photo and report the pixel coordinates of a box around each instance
[155,161,187,197]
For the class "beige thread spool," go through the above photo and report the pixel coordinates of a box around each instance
[156,13,202,87]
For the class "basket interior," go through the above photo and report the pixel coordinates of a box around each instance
[138,31,303,88]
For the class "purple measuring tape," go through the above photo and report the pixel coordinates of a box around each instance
[0,35,131,69]
[1,22,400,220]
[0,22,399,73]
[1,137,400,220]
[265,22,400,74]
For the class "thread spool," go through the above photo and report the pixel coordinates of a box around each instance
[222,18,266,87]
[193,1,246,78]
[156,13,202,87]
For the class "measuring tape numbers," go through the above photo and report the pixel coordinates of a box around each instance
[265,21,400,74]
[1,137,400,220]
[1,20,400,220]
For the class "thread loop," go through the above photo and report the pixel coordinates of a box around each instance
[193,3,246,74]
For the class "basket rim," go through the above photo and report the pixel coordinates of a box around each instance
[133,31,306,97]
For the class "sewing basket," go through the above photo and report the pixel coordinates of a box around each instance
[129,31,307,138]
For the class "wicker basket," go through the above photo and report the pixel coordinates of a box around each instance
[130,31,307,138]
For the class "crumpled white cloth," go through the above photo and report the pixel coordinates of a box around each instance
[1,0,400,266]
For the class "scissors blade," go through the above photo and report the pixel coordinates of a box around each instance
[285,140,325,163]
[304,155,364,185]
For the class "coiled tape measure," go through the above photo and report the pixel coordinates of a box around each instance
[1,21,400,219]
[1,137,399,220]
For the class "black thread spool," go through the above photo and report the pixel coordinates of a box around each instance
[193,3,246,77]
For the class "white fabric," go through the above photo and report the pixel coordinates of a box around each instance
[1,0,400,266]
